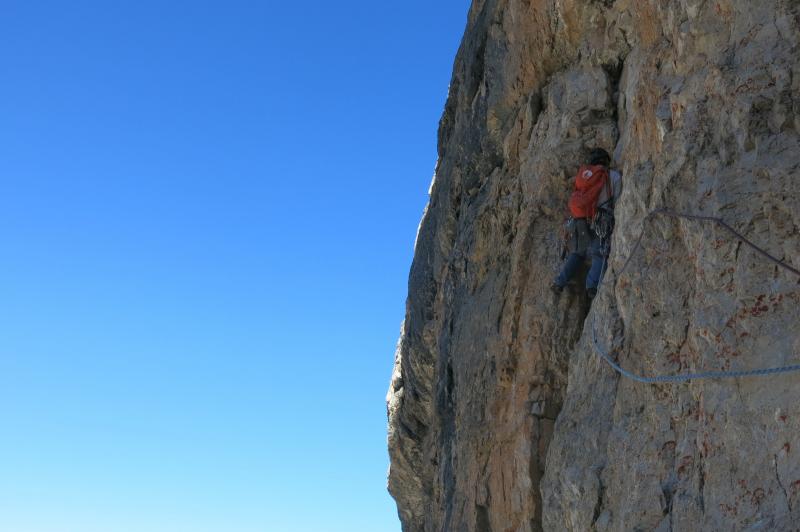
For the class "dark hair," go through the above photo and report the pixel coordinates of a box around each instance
[589,148,610,166]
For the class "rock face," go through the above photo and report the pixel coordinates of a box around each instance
[387,1,800,530]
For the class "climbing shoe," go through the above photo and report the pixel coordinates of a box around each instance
[587,287,597,299]
[550,283,564,295]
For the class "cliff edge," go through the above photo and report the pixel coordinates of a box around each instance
[387,1,800,530]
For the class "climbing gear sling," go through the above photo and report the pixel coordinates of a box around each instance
[591,208,615,257]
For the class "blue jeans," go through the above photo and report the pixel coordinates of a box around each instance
[555,237,607,289]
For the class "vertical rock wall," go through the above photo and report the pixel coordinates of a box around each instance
[387,1,800,530]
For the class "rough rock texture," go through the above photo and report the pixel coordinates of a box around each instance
[387,1,800,531]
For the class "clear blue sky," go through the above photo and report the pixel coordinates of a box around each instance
[0,2,468,531]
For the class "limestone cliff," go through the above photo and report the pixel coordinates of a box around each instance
[387,1,800,530]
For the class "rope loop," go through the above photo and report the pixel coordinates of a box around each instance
[591,208,800,383]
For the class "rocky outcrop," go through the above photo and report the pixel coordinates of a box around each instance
[387,1,800,531]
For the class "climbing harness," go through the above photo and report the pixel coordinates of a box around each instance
[591,208,800,383]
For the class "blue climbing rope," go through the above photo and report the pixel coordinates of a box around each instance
[590,208,800,383]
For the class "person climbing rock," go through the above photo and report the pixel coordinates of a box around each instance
[551,147,621,299]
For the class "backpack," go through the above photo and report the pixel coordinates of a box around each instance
[568,164,610,219]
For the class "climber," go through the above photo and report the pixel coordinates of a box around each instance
[551,147,622,299]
